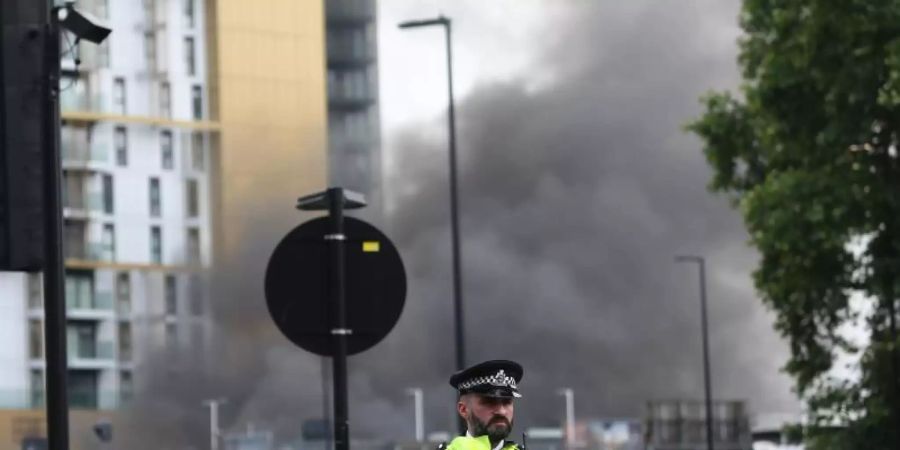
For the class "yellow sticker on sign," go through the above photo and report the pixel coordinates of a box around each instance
[362,241,380,252]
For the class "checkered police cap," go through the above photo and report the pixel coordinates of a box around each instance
[449,360,524,399]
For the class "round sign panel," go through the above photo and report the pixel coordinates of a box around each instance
[264,216,407,356]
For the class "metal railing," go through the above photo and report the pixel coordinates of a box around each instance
[59,91,110,114]
[326,0,375,24]
[64,240,108,261]
[67,291,113,312]
[0,387,124,410]
[69,340,115,361]
[61,190,103,212]
[61,140,109,165]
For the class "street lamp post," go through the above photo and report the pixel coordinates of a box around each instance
[557,388,575,448]
[406,388,425,442]
[398,16,469,437]
[203,398,227,450]
[398,16,466,375]
[675,255,714,450]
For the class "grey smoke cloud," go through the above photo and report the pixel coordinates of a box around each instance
[119,1,800,447]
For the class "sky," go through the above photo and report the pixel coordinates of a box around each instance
[120,2,805,447]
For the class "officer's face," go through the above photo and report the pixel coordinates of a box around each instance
[459,394,515,440]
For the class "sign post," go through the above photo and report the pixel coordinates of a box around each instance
[266,187,407,450]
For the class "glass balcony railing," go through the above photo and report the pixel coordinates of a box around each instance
[59,91,111,114]
[62,191,104,213]
[328,90,376,110]
[69,388,122,410]
[3,388,124,410]
[0,390,41,409]
[61,44,108,71]
[67,292,113,312]
[326,0,375,24]
[64,241,109,261]
[327,44,374,67]
[69,340,115,361]
[61,140,109,165]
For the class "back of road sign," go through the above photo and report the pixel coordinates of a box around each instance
[264,216,406,356]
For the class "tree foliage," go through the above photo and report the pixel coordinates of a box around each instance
[688,1,900,448]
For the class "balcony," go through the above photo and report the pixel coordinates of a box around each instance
[68,389,122,410]
[326,0,375,26]
[61,43,108,73]
[328,90,376,111]
[0,390,44,409]
[60,90,108,115]
[62,192,106,221]
[61,140,109,170]
[68,340,115,369]
[64,241,111,262]
[327,43,375,69]
[68,291,114,320]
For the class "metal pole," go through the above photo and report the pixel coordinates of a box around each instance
[203,399,226,450]
[443,19,470,438]
[407,388,424,442]
[397,16,465,435]
[676,256,714,450]
[558,389,575,448]
[43,6,70,450]
[443,17,465,374]
[322,356,333,450]
[327,188,350,450]
[698,259,714,450]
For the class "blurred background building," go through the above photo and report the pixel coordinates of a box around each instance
[0,0,382,447]
[644,400,752,450]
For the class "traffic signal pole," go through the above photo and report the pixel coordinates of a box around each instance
[43,6,71,450]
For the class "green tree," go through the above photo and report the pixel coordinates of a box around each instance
[688,1,900,448]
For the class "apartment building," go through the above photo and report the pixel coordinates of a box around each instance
[0,0,381,447]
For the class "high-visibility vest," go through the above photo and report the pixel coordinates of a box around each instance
[440,435,521,450]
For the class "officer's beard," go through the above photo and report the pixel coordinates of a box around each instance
[468,414,513,447]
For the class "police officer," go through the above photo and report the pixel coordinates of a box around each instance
[442,360,524,450]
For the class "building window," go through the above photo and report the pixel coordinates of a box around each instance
[65,271,93,310]
[114,126,127,166]
[101,223,115,262]
[101,174,114,214]
[187,227,200,265]
[144,32,155,67]
[184,37,196,76]
[189,275,203,315]
[116,272,131,315]
[150,226,162,264]
[93,0,109,19]
[165,275,177,315]
[118,322,132,361]
[160,82,171,118]
[97,39,110,68]
[29,320,43,359]
[165,322,178,348]
[191,85,202,119]
[149,177,161,217]
[184,0,195,28]
[113,77,126,115]
[120,371,134,402]
[191,132,204,170]
[186,179,199,217]
[30,370,44,408]
[28,273,43,309]
[161,131,174,169]
[64,220,87,260]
